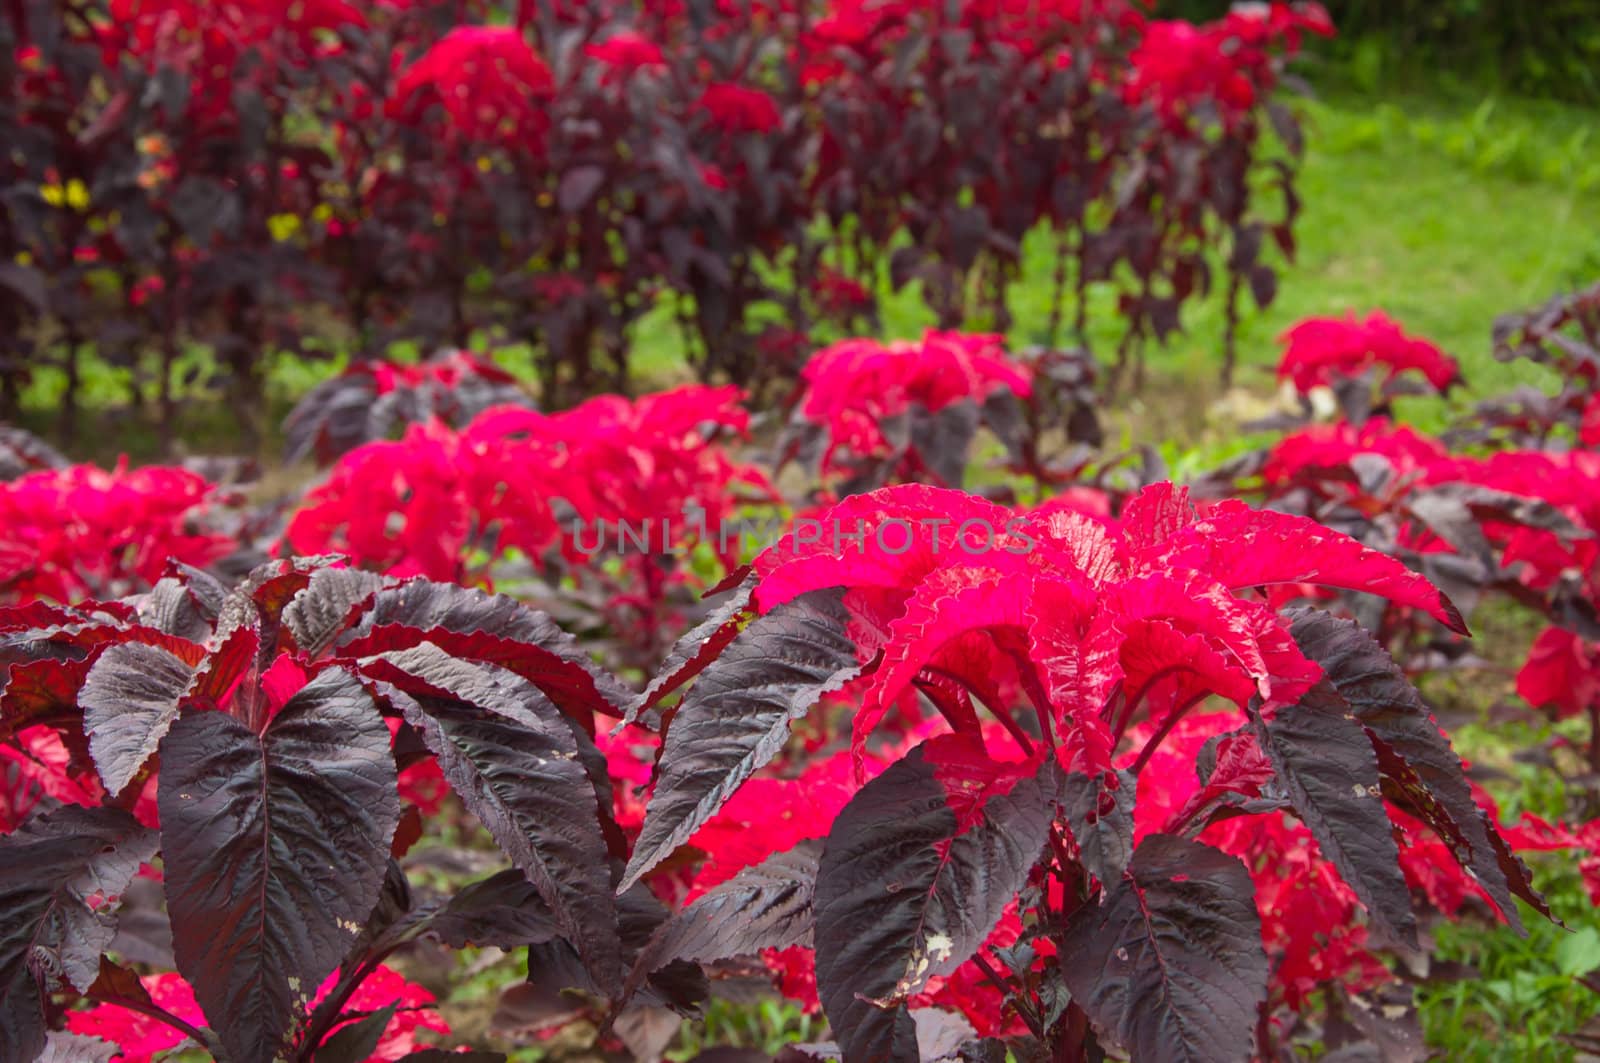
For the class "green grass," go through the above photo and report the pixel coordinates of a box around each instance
[1415,710,1600,1061]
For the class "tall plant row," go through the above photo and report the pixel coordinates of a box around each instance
[1,0,1327,443]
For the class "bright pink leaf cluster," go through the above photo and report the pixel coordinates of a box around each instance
[1126,4,1333,125]
[752,482,1464,778]
[284,385,773,582]
[0,462,233,605]
[797,331,1032,478]
[390,25,556,147]
[1277,310,1460,395]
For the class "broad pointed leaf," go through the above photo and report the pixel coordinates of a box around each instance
[1060,769,1136,884]
[813,743,1057,1063]
[138,573,224,642]
[523,883,707,1016]
[1060,834,1266,1063]
[1253,683,1418,950]
[158,670,399,1063]
[628,841,820,1000]
[282,566,384,659]
[367,644,620,994]
[621,589,861,893]
[0,806,157,1063]
[80,642,197,794]
[335,581,629,718]
[1286,608,1535,929]
[1150,500,1468,634]
[624,574,757,728]
[427,869,564,950]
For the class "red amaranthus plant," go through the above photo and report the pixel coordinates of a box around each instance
[0,557,653,1062]
[1196,408,1597,668]
[1276,309,1461,424]
[284,384,772,581]
[282,384,776,662]
[0,460,234,604]
[614,482,1546,1061]
[782,330,1034,492]
[281,349,533,466]
[1458,277,1600,448]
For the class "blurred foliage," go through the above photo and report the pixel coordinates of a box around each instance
[1160,0,1600,106]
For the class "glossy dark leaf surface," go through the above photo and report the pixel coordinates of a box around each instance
[80,641,197,794]
[1060,768,1136,885]
[1254,682,1418,950]
[336,580,629,718]
[813,745,1057,1063]
[1060,834,1266,1063]
[1286,608,1534,928]
[622,589,861,893]
[428,869,564,950]
[0,806,157,1063]
[630,840,821,998]
[372,644,621,995]
[158,669,400,1063]
[283,566,385,658]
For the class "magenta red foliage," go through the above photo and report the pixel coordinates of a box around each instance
[284,384,773,584]
[1125,3,1332,126]
[750,481,1458,779]
[1278,310,1460,395]
[66,965,451,1061]
[0,462,233,605]
[795,331,1032,480]
[391,25,555,147]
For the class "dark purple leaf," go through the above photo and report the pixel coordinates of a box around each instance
[558,165,607,213]
[612,1003,683,1061]
[136,573,224,643]
[427,869,563,950]
[813,746,1057,1063]
[1286,609,1536,929]
[1267,100,1303,157]
[34,1031,117,1063]
[335,581,629,718]
[628,841,820,1001]
[0,806,157,1063]
[1059,834,1266,1063]
[81,642,197,794]
[0,262,48,313]
[158,670,399,1063]
[282,372,380,466]
[1253,682,1418,950]
[368,644,620,995]
[909,401,979,489]
[1060,769,1136,885]
[620,589,861,893]
[283,566,385,659]
[106,876,173,968]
